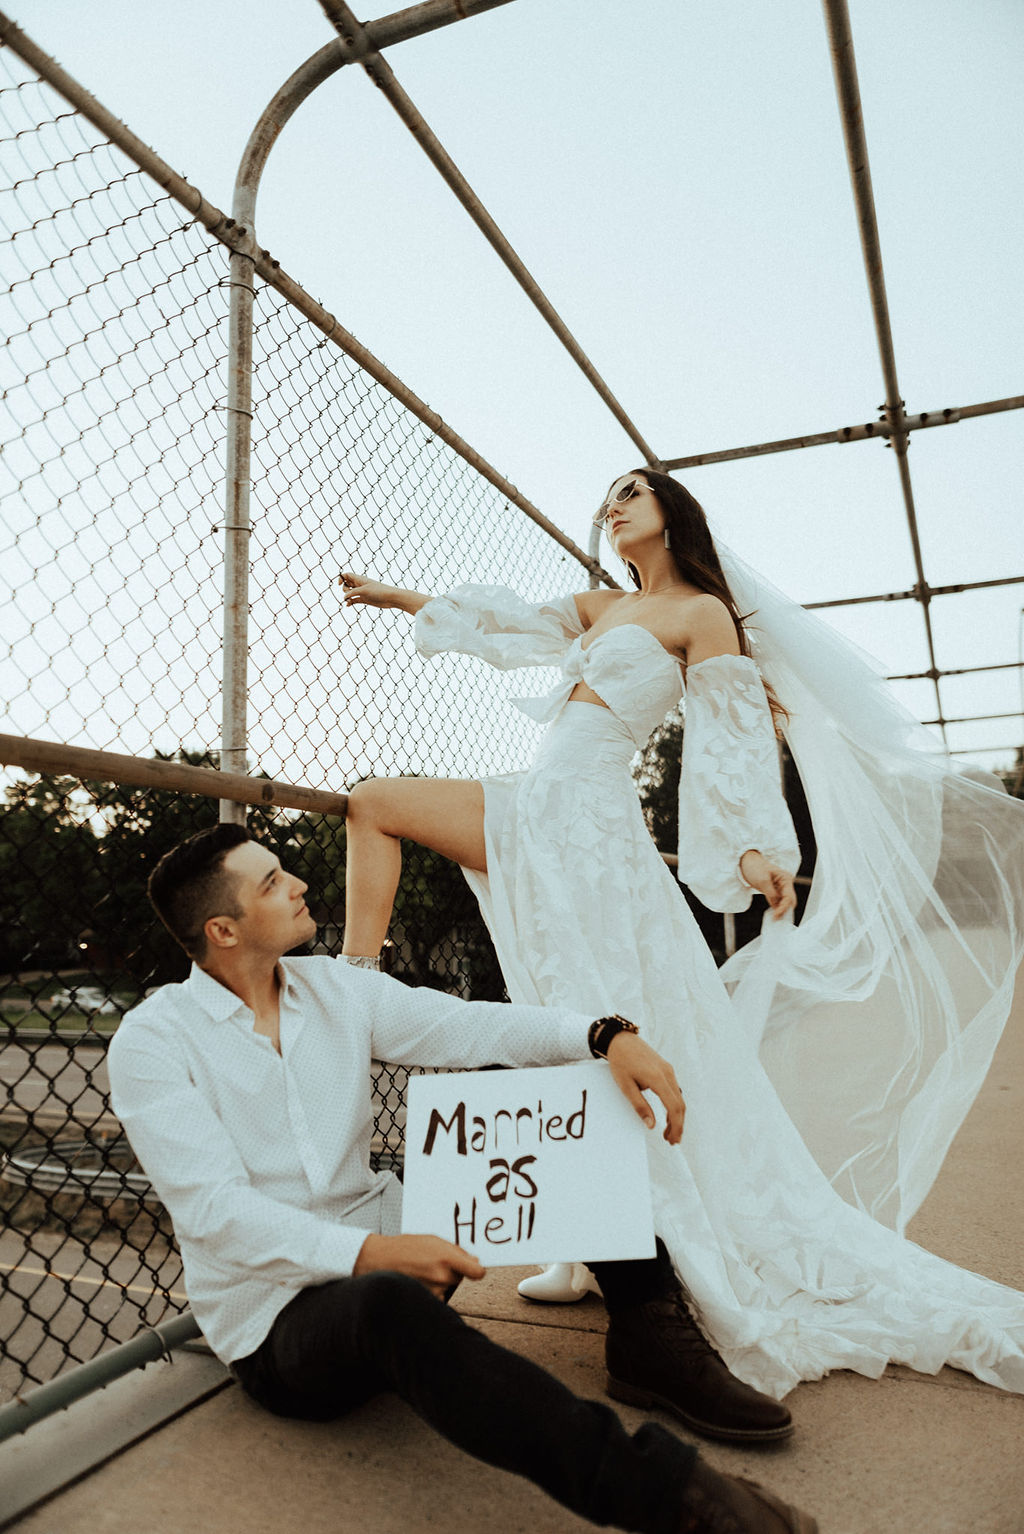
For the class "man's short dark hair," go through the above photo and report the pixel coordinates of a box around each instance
[148,823,251,961]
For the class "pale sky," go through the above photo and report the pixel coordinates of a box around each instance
[6,0,1023,771]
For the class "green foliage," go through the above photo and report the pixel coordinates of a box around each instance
[0,755,504,996]
[392,841,505,996]
[632,707,684,851]
[0,776,105,970]
[0,751,322,983]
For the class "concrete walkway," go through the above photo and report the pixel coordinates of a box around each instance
[6,986,1023,1534]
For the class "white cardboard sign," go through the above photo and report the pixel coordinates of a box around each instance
[401,1061,656,1264]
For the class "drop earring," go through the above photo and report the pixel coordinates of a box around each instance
[664,528,671,549]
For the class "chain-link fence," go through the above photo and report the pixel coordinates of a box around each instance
[0,48,582,1405]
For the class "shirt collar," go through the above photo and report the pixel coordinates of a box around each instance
[184,960,298,1023]
[185,964,247,1023]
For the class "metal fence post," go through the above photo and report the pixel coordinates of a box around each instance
[220,241,255,822]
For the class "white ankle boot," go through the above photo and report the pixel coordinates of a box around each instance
[517,1263,600,1303]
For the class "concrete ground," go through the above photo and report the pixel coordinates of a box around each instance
[5,986,1023,1534]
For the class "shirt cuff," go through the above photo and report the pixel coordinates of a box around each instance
[318,1223,374,1279]
[552,1010,597,1062]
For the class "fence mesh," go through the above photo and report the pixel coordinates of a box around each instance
[0,51,579,1404]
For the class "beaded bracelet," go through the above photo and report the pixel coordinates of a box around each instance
[587,1014,640,1059]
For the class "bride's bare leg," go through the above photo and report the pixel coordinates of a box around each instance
[342,777,486,957]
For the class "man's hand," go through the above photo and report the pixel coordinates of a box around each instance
[604,1032,685,1145]
[353,1233,486,1299]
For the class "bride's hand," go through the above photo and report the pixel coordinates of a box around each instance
[739,850,796,920]
[338,572,399,609]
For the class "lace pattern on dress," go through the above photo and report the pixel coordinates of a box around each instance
[678,654,800,912]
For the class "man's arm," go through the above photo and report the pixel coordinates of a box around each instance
[353,965,586,1069]
[351,967,684,1145]
[108,1029,370,1282]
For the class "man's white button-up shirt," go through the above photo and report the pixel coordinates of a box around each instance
[108,958,592,1365]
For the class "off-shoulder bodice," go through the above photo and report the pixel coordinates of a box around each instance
[415,584,681,745]
[518,622,684,745]
[415,583,801,911]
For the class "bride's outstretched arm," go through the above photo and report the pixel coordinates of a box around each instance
[339,572,432,613]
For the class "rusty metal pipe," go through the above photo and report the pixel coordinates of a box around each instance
[807,574,1024,611]
[220,249,256,824]
[949,745,1022,759]
[821,0,902,427]
[890,660,1024,683]
[358,0,517,46]
[661,394,1023,472]
[821,0,945,743]
[0,734,349,816]
[922,712,1023,727]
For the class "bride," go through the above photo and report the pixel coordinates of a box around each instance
[337,469,1024,1401]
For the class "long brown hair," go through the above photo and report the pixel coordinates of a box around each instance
[614,469,788,729]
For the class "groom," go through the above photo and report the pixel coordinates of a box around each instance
[108,824,812,1534]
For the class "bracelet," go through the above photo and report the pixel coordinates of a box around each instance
[588,1014,640,1059]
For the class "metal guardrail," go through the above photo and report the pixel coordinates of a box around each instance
[1,1138,156,1202]
[0,1313,203,1445]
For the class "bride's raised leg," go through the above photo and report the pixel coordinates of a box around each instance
[342,776,487,958]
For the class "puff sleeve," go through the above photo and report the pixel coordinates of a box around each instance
[677,653,800,912]
[414,584,583,671]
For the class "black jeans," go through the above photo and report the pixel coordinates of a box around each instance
[232,1257,696,1534]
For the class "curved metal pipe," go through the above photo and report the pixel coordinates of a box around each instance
[223,5,644,803]
[234,40,353,225]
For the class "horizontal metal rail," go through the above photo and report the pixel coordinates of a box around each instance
[1,1138,157,1201]
[0,734,348,815]
[806,574,1024,611]
[661,393,1024,471]
[950,745,1021,759]
[346,0,519,48]
[890,660,1024,683]
[0,1313,201,1444]
[922,711,1022,728]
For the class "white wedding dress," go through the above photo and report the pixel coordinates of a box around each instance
[415,583,1024,1400]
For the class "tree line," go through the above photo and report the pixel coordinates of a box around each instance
[0,749,492,990]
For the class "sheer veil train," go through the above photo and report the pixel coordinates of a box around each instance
[715,544,1024,1233]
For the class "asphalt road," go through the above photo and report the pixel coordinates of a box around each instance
[0,1036,180,1405]
[0,1041,114,1129]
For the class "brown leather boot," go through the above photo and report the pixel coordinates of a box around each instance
[606,1293,793,1444]
[681,1458,818,1532]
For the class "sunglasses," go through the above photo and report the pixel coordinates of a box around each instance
[593,478,650,529]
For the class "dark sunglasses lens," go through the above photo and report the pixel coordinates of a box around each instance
[615,479,639,503]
